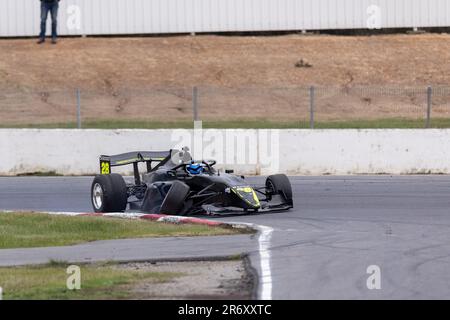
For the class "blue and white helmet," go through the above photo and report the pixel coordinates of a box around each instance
[187,163,203,175]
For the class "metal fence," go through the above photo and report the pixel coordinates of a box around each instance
[1,86,449,128]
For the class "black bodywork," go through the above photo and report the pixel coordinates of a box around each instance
[97,149,293,216]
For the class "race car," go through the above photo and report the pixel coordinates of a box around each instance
[90,148,293,216]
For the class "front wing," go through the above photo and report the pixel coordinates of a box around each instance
[198,194,292,216]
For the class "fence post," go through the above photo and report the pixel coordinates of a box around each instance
[76,88,81,129]
[192,86,199,122]
[309,86,315,129]
[426,86,432,128]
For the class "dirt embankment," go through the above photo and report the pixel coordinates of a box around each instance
[1,34,449,124]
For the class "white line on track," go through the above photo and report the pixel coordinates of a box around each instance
[227,222,274,300]
[258,225,274,300]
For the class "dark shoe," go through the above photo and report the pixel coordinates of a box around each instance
[51,38,57,45]
[37,38,45,44]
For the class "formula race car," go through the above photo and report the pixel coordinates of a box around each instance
[90,148,293,216]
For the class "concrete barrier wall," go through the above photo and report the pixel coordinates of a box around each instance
[1,129,450,176]
[278,130,450,175]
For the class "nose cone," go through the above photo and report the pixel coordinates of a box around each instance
[232,187,261,209]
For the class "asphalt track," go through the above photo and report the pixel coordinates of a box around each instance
[2,176,450,299]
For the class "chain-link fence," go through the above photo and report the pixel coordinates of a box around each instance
[1,86,449,128]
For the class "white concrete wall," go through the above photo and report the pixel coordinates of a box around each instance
[2,0,450,37]
[1,129,450,176]
[278,130,450,175]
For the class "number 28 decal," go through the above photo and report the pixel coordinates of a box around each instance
[101,161,110,175]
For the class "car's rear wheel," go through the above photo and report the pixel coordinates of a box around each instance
[91,174,128,213]
[266,174,293,203]
[160,181,190,215]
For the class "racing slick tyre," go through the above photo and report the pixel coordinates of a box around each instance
[266,174,293,203]
[91,174,128,213]
[160,181,190,215]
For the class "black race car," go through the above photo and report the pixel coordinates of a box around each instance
[91,148,293,216]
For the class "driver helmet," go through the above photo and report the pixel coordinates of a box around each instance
[187,163,203,175]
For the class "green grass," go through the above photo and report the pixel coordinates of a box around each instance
[1,117,449,129]
[0,212,245,249]
[310,118,442,129]
[0,119,302,129]
[0,262,181,300]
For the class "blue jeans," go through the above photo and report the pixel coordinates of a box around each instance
[39,2,59,40]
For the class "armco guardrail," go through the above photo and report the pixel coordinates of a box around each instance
[1,129,450,176]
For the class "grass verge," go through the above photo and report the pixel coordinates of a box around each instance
[1,118,448,129]
[0,212,247,249]
[0,262,181,300]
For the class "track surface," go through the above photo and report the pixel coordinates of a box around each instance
[0,235,255,267]
[2,176,450,299]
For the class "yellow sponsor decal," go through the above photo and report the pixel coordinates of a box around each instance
[115,158,140,165]
[115,157,165,165]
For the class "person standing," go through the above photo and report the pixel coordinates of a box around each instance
[38,0,60,44]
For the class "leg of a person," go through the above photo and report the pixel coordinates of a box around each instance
[50,2,59,40]
[39,3,50,40]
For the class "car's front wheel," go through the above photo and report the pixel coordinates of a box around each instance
[160,181,190,215]
[266,174,293,205]
[91,174,128,213]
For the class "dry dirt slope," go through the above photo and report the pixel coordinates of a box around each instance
[0,34,450,125]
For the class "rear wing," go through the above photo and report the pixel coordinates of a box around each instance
[99,151,172,183]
